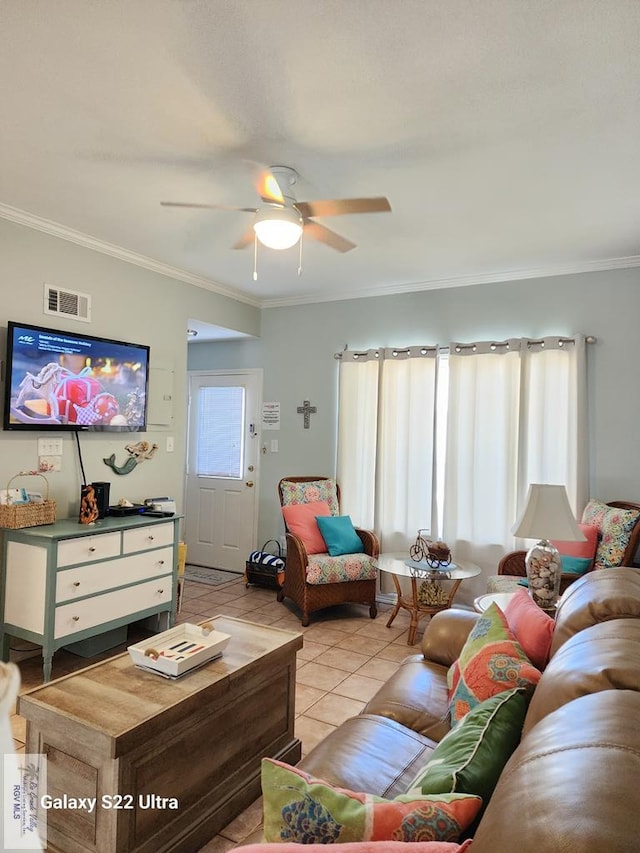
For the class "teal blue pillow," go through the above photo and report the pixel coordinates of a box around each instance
[315,515,364,556]
[560,555,592,575]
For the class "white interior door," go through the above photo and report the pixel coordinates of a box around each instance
[185,369,261,572]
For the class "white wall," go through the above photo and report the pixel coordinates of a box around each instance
[0,218,260,523]
[189,267,640,556]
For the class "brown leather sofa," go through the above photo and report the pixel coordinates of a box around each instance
[251,568,640,852]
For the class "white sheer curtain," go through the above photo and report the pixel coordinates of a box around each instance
[337,346,438,548]
[442,335,588,604]
[337,351,380,529]
[377,348,438,551]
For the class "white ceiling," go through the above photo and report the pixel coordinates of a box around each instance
[2,1,640,310]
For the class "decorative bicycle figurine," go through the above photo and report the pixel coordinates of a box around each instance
[409,529,452,568]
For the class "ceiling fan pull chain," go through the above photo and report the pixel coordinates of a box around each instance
[253,233,258,281]
[298,230,303,277]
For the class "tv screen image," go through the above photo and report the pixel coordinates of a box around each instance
[4,321,150,431]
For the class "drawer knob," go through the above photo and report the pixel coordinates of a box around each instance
[158,560,165,566]
[89,546,96,553]
[72,616,80,622]
[157,588,164,594]
[73,581,81,587]
[148,535,155,541]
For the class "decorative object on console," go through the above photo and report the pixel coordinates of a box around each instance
[511,483,586,610]
[0,472,56,529]
[103,440,159,475]
[410,530,452,567]
[78,484,99,525]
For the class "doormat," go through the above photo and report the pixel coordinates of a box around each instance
[183,565,243,587]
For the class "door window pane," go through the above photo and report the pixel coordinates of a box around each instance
[196,386,244,477]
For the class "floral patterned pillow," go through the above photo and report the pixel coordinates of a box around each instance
[262,758,481,845]
[447,603,541,724]
[581,499,640,568]
[279,478,340,516]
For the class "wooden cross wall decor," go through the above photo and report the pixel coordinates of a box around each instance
[296,400,317,429]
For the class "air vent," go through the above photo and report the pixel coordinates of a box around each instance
[43,284,91,322]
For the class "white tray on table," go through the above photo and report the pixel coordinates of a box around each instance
[128,621,230,678]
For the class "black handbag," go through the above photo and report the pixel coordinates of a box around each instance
[245,539,285,590]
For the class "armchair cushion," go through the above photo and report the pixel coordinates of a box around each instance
[316,515,365,556]
[282,501,331,554]
[581,499,640,569]
[307,553,378,585]
[279,478,340,515]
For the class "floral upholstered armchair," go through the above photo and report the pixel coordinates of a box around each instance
[488,499,640,596]
[277,476,379,626]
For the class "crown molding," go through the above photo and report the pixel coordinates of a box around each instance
[0,203,261,308]
[3,202,639,311]
[260,254,640,308]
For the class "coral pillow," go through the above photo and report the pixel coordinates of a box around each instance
[503,588,555,670]
[447,602,541,724]
[262,758,481,845]
[282,501,331,554]
[552,522,598,575]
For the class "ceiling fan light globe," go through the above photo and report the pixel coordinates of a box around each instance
[253,207,303,250]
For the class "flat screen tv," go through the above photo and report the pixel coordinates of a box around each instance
[3,321,150,432]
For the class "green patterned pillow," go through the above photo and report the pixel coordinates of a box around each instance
[262,758,482,844]
[407,688,529,807]
[447,603,541,723]
[279,478,340,516]
[581,499,640,569]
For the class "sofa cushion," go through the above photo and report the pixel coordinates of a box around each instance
[503,588,554,670]
[364,656,452,742]
[282,500,331,553]
[551,566,640,655]
[262,758,482,844]
[447,603,541,724]
[299,714,439,800]
[316,515,365,556]
[581,499,640,568]
[470,691,640,853]
[523,618,640,736]
[279,478,340,515]
[407,687,529,807]
[306,553,378,584]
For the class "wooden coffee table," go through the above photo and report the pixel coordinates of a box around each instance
[18,615,302,853]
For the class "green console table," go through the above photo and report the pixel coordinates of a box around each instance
[0,515,181,681]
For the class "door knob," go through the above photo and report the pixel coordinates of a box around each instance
[245,481,254,488]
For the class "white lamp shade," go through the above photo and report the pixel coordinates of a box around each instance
[253,206,303,250]
[511,484,586,542]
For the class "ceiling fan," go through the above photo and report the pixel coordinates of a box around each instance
[160,165,391,253]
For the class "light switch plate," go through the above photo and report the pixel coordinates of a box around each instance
[38,438,63,456]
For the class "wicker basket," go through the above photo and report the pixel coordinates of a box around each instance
[0,472,56,529]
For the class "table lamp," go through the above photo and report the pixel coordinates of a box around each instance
[511,484,586,610]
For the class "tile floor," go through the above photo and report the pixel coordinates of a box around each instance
[10,572,423,851]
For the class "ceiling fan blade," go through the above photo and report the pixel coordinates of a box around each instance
[245,162,285,205]
[304,220,357,253]
[295,197,391,219]
[161,201,257,212]
[232,227,256,250]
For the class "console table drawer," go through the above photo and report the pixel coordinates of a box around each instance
[57,531,121,567]
[54,576,173,639]
[55,546,174,602]
[123,522,174,553]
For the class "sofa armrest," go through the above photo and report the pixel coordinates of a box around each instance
[421,608,479,666]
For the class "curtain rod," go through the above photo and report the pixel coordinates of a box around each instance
[334,335,597,359]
